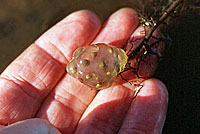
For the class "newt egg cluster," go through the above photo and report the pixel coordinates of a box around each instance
[66,43,128,89]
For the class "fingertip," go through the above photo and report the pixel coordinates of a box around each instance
[119,78,168,134]
[93,8,139,47]
[35,9,101,64]
[62,9,101,29]
[111,7,139,30]
[114,7,138,17]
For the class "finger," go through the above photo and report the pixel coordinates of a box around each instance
[0,10,100,124]
[36,8,139,134]
[0,118,61,134]
[36,10,101,63]
[74,79,167,134]
[74,84,135,134]
[93,8,139,48]
[119,79,168,134]
[74,8,140,134]
[120,26,165,81]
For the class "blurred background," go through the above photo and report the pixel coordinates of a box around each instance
[0,0,199,133]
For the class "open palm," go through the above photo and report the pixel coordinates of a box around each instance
[0,8,168,134]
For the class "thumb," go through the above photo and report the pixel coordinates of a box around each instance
[0,118,61,134]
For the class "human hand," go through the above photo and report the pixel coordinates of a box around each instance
[0,8,168,134]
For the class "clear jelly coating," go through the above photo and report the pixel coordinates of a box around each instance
[66,43,128,89]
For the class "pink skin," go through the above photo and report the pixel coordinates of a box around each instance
[0,8,168,134]
[120,26,165,82]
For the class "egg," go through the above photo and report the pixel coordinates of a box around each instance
[66,43,128,89]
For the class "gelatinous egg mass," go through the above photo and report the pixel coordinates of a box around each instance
[66,43,128,89]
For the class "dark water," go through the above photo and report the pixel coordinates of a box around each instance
[0,0,199,134]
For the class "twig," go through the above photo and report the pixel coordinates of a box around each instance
[128,0,183,60]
